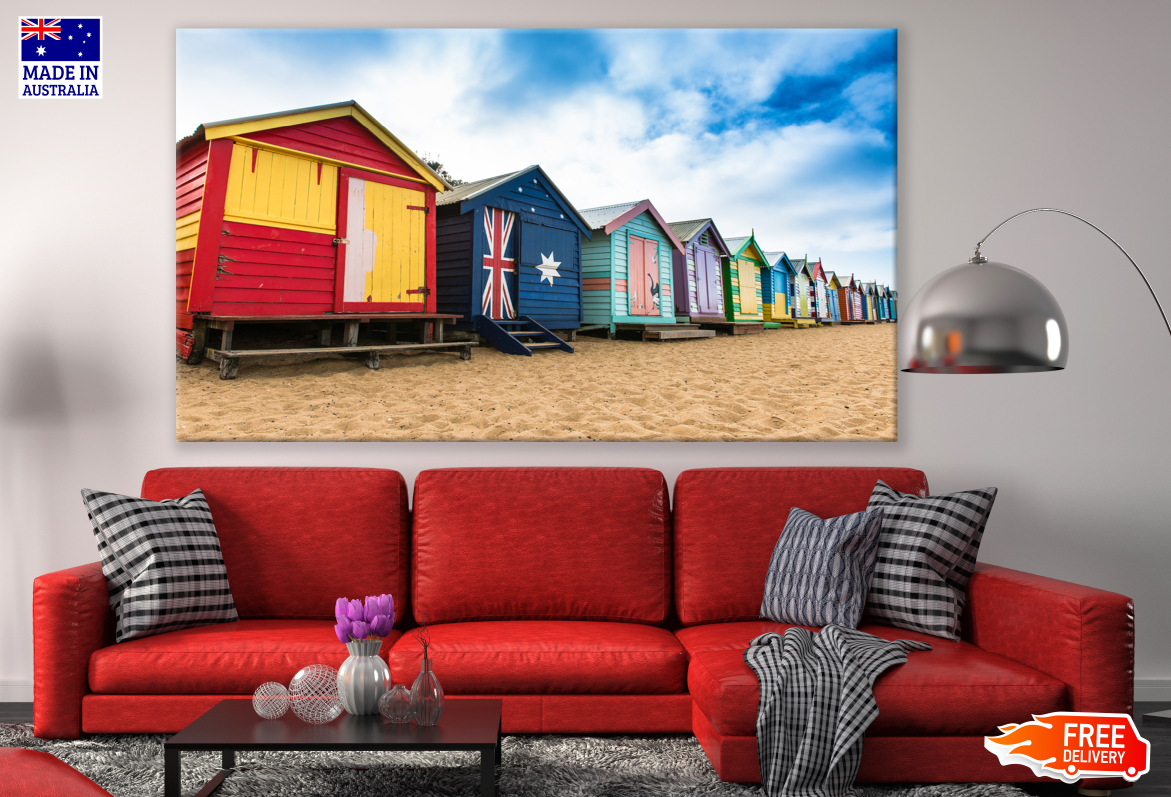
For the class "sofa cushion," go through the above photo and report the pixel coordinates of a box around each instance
[389,621,687,695]
[0,748,114,797]
[760,507,884,628]
[88,619,400,694]
[683,621,1067,737]
[141,468,410,624]
[866,480,998,640]
[412,469,671,623]
[672,468,929,626]
[81,488,238,643]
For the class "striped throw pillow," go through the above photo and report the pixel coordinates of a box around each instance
[865,480,998,640]
[81,488,238,642]
[760,507,885,628]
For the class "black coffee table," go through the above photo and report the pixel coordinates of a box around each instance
[164,697,503,797]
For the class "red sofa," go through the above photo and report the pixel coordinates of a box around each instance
[32,466,1134,790]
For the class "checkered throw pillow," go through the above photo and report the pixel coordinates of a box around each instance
[760,507,886,628]
[81,488,238,642]
[865,480,998,640]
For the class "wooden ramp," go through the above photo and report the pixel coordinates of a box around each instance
[698,321,765,335]
[474,316,574,356]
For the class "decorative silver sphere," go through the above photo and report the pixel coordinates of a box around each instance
[900,260,1068,373]
[379,684,412,723]
[252,681,289,719]
[288,664,343,724]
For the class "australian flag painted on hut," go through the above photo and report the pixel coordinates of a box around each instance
[435,165,592,338]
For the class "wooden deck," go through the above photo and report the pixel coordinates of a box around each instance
[698,321,765,335]
[186,312,473,379]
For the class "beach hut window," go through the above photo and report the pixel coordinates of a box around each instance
[224,143,337,234]
[700,231,710,246]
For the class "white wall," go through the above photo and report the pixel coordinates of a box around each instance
[2,0,1169,704]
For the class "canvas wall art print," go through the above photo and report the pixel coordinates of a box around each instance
[175,28,897,442]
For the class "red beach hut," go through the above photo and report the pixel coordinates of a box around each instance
[175,101,455,369]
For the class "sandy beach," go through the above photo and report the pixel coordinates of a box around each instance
[176,323,897,442]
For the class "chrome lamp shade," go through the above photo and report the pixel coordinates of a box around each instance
[899,261,1068,373]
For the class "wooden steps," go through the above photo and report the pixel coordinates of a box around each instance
[474,316,574,356]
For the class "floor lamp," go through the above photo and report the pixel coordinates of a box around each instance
[900,208,1170,373]
[900,208,1171,733]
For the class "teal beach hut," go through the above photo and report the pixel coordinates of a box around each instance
[580,200,685,334]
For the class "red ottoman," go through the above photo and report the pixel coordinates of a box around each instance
[0,748,113,797]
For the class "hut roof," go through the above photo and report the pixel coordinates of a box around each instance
[763,251,796,274]
[176,100,449,192]
[825,270,843,289]
[577,199,684,253]
[724,233,769,264]
[666,218,731,257]
[435,164,592,236]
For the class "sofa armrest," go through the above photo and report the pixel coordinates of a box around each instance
[963,562,1134,714]
[32,562,114,739]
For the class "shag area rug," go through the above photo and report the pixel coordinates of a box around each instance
[0,722,1030,797]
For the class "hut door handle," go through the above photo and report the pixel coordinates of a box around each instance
[333,238,349,246]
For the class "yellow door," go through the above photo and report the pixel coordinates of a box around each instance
[343,177,427,309]
[737,258,757,315]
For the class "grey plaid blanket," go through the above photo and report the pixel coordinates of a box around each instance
[743,626,932,797]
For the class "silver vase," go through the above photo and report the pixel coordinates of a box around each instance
[337,640,390,715]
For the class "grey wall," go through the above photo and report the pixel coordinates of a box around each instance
[2,0,1168,702]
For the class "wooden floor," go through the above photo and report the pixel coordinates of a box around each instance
[0,702,1167,793]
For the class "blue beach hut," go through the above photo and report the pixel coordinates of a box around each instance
[435,165,593,355]
[762,251,796,324]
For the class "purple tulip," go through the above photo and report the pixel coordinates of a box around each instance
[378,594,394,620]
[335,597,349,621]
[334,616,352,643]
[370,614,392,637]
[346,599,364,622]
[363,595,381,624]
[351,620,370,639]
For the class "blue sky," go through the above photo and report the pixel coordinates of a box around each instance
[177,29,897,288]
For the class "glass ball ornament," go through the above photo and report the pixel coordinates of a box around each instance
[288,664,343,724]
[252,681,289,719]
[379,684,412,723]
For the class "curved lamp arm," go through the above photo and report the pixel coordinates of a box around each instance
[971,207,1171,337]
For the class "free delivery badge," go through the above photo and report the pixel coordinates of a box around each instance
[19,17,102,98]
[985,712,1151,783]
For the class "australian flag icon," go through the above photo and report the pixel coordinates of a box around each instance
[20,18,102,62]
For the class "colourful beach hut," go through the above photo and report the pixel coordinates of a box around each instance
[862,281,879,322]
[824,271,843,324]
[788,256,814,323]
[667,218,730,323]
[579,200,684,334]
[175,100,451,362]
[836,273,864,323]
[890,289,899,321]
[434,165,592,355]
[763,251,796,323]
[877,284,891,321]
[722,234,768,323]
[809,258,831,322]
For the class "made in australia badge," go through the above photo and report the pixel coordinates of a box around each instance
[19,17,102,98]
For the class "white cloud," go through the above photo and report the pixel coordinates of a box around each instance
[176,29,897,288]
